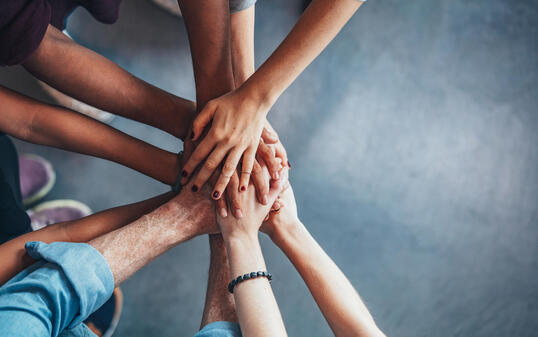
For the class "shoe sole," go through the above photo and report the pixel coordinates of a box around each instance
[27,199,93,231]
[22,154,56,207]
[103,287,123,337]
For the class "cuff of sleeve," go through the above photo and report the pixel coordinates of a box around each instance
[25,241,114,328]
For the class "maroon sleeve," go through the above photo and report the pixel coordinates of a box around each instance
[0,0,52,66]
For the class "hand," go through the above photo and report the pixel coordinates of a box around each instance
[170,177,219,238]
[261,184,300,241]
[182,129,276,219]
[181,87,271,198]
[217,167,289,240]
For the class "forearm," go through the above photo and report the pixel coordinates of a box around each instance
[225,234,287,337]
[241,0,362,107]
[90,190,214,285]
[0,85,180,185]
[22,25,195,139]
[0,192,174,286]
[272,221,384,337]
[230,6,256,87]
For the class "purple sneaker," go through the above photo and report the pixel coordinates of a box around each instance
[27,200,92,231]
[19,154,56,206]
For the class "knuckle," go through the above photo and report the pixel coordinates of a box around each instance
[223,163,236,173]
[204,158,219,170]
[211,128,226,141]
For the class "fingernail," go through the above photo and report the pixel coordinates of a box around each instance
[190,132,195,140]
[213,191,220,199]
[236,209,243,218]
[182,170,188,177]
[191,185,198,192]
[262,195,268,205]
[240,186,246,192]
[219,208,228,218]
[288,161,291,168]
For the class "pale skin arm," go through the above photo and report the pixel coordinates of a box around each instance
[183,0,363,196]
[90,182,216,285]
[217,168,289,337]
[0,192,175,286]
[0,85,180,185]
[261,186,385,337]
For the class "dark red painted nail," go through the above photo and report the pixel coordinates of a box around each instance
[182,170,188,177]
[213,191,220,199]
[287,161,291,168]
[191,185,198,192]
[190,132,195,140]
[240,186,246,192]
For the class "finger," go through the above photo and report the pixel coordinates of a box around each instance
[192,146,228,194]
[216,196,228,218]
[239,146,256,192]
[213,147,244,199]
[226,172,243,218]
[268,167,289,200]
[192,102,216,141]
[261,127,278,144]
[251,161,269,205]
[257,141,280,180]
[180,135,217,184]
[275,141,289,168]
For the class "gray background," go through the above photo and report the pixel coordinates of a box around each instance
[1,0,537,336]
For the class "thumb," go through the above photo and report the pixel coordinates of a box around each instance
[192,103,216,141]
[261,127,279,144]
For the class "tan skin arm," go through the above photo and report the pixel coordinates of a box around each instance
[182,0,363,199]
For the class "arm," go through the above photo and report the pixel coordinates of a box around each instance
[217,167,289,337]
[261,186,385,337]
[0,85,181,185]
[22,24,195,140]
[0,183,216,336]
[0,191,175,286]
[230,6,290,183]
[90,181,216,284]
[182,0,362,196]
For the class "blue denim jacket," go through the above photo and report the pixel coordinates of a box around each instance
[0,241,114,337]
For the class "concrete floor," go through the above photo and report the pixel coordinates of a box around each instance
[1,0,537,336]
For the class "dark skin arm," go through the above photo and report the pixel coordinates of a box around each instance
[22,24,195,140]
[0,85,181,185]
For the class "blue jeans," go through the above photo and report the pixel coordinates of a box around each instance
[0,241,242,337]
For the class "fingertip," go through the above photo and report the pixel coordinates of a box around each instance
[235,209,244,218]
[219,207,228,218]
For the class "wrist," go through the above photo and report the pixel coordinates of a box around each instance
[239,77,278,114]
[166,191,215,240]
[270,219,306,248]
[223,230,259,247]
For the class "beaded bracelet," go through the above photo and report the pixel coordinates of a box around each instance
[228,271,272,293]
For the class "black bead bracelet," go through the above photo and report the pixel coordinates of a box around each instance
[228,271,272,293]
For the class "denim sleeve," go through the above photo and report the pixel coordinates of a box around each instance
[0,241,114,337]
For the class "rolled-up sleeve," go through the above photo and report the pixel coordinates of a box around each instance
[0,0,52,66]
[0,241,114,337]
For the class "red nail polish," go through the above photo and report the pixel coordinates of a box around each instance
[287,161,291,168]
[213,191,220,198]
[182,170,188,177]
[191,185,198,192]
[240,186,246,192]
